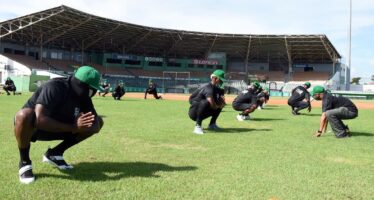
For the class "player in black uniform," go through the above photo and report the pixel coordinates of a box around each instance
[98,80,110,97]
[258,87,270,109]
[287,82,311,115]
[188,70,226,134]
[144,81,162,99]
[232,88,266,121]
[112,82,126,100]
[247,82,261,94]
[4,77,17,95]
[312,86,358,138]
[13,66,104,184]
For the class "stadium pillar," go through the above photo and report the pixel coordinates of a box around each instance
[0,28,2,54]
[332,57,336,75]
[244,36,251,80]
[81,40,84,65]
[284,37,292,82]
[345,0,352,90]
[39,34,43,62]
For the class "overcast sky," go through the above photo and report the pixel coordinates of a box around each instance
[1,0,373,79]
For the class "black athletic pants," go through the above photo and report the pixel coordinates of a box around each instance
[144,89,161,99]
[112,91,125,100]
[4,85,16,95]
[325,107,357,137]
[188,100,222,126]
[289,101,309,112]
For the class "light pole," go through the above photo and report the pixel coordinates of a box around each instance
[345,0,352,90]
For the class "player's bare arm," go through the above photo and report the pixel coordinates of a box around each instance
[315,112,327,137]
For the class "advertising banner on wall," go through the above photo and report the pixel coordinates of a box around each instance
[145,57,163,62]
[192,59,219,65]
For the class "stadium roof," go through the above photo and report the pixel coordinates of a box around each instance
[0,5,341,64]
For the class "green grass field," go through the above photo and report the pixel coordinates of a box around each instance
[1,94,374,200]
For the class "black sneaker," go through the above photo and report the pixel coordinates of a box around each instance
[344,125,350,133]
[292,110,300,115]
[19,161,35,184]
[336,132,351,138]
[42,148,73,170]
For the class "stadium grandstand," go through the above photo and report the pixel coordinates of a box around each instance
[0,5,345,95]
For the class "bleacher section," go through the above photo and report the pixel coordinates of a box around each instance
[292,72,330,81]
[2,53,333,95]
[44,59,81,72]
[227,70,285,81]
[281,81,326,95]
[2,53,49,70]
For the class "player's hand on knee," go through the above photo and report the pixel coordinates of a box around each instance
[74,112,95,133]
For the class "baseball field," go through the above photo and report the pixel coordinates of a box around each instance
[1,93,374,199]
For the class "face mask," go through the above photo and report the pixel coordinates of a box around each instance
[218,81,224,89]
[88,88,97,98]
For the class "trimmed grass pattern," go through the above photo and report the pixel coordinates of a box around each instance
[1,94,373,199]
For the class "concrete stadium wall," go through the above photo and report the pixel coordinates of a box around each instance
[0,54,31,83]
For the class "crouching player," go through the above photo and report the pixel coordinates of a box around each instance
[14,66,104,184]
[232,89,266,121]
[188,70,226,134]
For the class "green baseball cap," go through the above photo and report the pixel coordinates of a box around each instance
[211,70,226,82]
[74,66,103,91]
[253,82,260,88]
[304,82,311,88]
[311,85,325,96]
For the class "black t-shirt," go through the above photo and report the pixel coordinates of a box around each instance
[189,83,224,104]
[247,87,259,95]
[23,77,97,124]
[233,89,258,105]
[288,86,310,104]
[322,92,358,113]
[114,85,125,93]
[148,83,156,90]
[5,80,14,86]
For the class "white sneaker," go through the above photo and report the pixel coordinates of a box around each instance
[208,124,221,130]
[193,125,204,134]
[236,114,244,121]
[43,148,74,170]
[19,164,35,184]
[257,106,262,110]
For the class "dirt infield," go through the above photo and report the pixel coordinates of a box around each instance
[124,93,374,109]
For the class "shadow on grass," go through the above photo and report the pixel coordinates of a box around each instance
[250,118,285,121]
[297,113,321,116]
[94,97,141,102]
[258,107,278,110]
[37,162,197,182]
[209,128,272,133]
[351,132,374,137]
[263,105,279,108]
[117,98,143,101]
